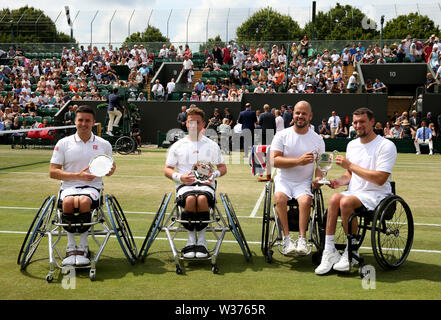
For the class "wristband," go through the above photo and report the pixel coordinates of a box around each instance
[172,172,182,183]
[212,170,221,178]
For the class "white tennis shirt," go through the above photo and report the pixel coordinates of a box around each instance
[50,132,113,189]
[166,135,224,188]
[271,127,325,183]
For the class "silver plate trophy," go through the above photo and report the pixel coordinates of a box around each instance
[314,150,339,185]
[192,160,215,184]
[89,154,114,177]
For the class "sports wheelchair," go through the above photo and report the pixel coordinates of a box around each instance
[17,190,138,282]
[317,181,414,276]
[138,190,251,275]
[261,181,325,263]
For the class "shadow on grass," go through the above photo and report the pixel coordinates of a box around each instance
[138,250,263,275]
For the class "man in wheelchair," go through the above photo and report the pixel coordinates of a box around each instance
[315,107,397,275]
[49,105,116,266]
[164,107,226,259]
[271,101,325,256]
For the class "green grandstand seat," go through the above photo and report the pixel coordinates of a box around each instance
[16,116,24,124]
[171,92,182,100]
[209,77,217,83]
[0,91,7,96]
[34,116,42,123]
[202,71,211,77]
[43,116,53,124]
[221,64,230,71]
[24,116,34,126]
[47,108,59,116]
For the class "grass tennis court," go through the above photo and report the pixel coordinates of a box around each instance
[1,145,440,300]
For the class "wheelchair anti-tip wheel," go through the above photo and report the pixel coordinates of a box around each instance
[106,195,138,265]
[371,195,414,270]
[220,193,252,261]
[18,196,56,270]
[115,136,137,155]
[138,192,172,262]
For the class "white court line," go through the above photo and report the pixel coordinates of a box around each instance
[1,230,440,254]
[2,206,441,226]
[250,186,266,217]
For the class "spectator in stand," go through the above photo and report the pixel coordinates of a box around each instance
[425,72,436,93]
[190,92,199,101]
[335,121,348,138]
[165,78,176,101]
[373,78,387,93]
[396,40,406,63]
[328,111,341,138]
[390,121,403,139]
[181,55,194,84]
[318,119,331,139]
[383,121,393,139]
[414,120,434,155]
[207,91,219,102]
[159,44,169,58]
[428,122,437,138]
[347,72,359,93]
[400,120,414,139]
[373,122,384,136]
[428,45,440,73]
[183,44,192,59]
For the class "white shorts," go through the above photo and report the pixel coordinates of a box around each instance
[60,187,101,202]
[274,176,312,200]
[340,190,390,211]
[176,185,215,199]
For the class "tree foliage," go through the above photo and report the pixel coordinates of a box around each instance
[303,3,379,40]
[0,6,72,43]
[383,12,440,40]
[123,25,169,45]
[236,7,303,42]
[198,35,225,53]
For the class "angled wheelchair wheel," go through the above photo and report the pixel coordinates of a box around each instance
[138,192,172,262]
[106,195,138,265]
[371,195,414,270]
[261,181,273,262]
[310,187,325,251]
[18,196,56,270]
[115,136,136,155]
[221,193,252,261]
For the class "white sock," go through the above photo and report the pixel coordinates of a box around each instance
[67,232,76,248]
[197,229,206,247]
[187,230,196,246]
[324,235,335,252]
[79,232,89,248]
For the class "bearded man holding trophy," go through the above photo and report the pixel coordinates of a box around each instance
[315,107,397,275]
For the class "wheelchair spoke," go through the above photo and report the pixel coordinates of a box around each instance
[373,196,414,269]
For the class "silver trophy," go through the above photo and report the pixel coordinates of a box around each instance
[192,160,215,184]
[314,150,339,185]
